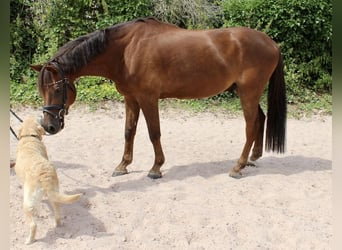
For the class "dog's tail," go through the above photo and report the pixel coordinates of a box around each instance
[49,192,82,204]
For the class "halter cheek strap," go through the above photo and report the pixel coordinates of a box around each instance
[42,61,73,130]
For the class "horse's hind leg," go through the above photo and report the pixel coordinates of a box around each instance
[229,87,261,178]
[248,105,265,164]
[138,97,165,179]
[113,96,140,176]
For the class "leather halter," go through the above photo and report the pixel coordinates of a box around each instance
[42,61,75,130]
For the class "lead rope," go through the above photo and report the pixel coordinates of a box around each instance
[10,109,23,140]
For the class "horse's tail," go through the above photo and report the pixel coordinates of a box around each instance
[265,51,287,153]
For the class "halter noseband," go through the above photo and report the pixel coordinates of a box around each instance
[42,61,75,130]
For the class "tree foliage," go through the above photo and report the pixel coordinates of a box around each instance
[10,0,332,106]
[221,0,332,94]
[151,0,222,28]
[10,0,38,83]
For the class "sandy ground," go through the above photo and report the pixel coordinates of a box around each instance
[10,102,332,249]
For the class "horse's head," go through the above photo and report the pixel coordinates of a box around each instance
[31,61,76,134]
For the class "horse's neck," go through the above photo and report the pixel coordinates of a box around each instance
[72,36,127,82]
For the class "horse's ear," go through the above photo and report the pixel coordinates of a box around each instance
[44,64,59,74]
[30,64,43,72]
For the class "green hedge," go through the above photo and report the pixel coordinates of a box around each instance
[10,0,331,113]
[221,0,332,96]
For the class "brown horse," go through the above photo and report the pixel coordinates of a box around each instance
[31,17,286,178]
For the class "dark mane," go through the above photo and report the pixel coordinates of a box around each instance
[51,28,109,74]
[50,17,163,74]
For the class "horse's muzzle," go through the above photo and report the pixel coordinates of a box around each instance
[45,122,60,134]
[40,109,65,134]
[41,117,61,134]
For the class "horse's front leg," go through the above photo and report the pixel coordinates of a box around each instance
[139,97,165,179]
[112,96,140,176]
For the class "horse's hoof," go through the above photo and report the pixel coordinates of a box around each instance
[147,171,162,179]
[229,170,243,179]
[247,160,257,167]
[112,170,128,177]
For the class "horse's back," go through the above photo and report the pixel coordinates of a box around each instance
[128,23,279,73]
[225,27,280,63]
[118,21,280,99]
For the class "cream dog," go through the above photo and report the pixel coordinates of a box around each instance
[14,116,81,244]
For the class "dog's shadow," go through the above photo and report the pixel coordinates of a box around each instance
[37,161,114,244]
[39,192,113,244]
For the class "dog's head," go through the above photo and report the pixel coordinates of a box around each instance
[18,116,46,140]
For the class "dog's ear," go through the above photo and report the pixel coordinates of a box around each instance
[33,118,46,139]
[37,123,46,137]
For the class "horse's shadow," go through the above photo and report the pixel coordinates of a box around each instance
[54,155,331,194]
[244,155,332,177]
[115,155,332,191]
[37,155,330,243]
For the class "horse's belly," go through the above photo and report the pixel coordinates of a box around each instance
[160,80,233,99]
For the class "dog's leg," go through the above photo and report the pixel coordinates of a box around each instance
[23,200,36,244]
[23,184,43,244]
[51,202,62,227]
[48,187,63,226]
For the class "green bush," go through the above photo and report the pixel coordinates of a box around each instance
[76,77,123,103]
[151,0,223,29]
[10,77,123,106]
[10,0,38,83]
[221,0,332,97]
[95,0,152,29]
[10,79,41,106]
[10,0,331,115]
